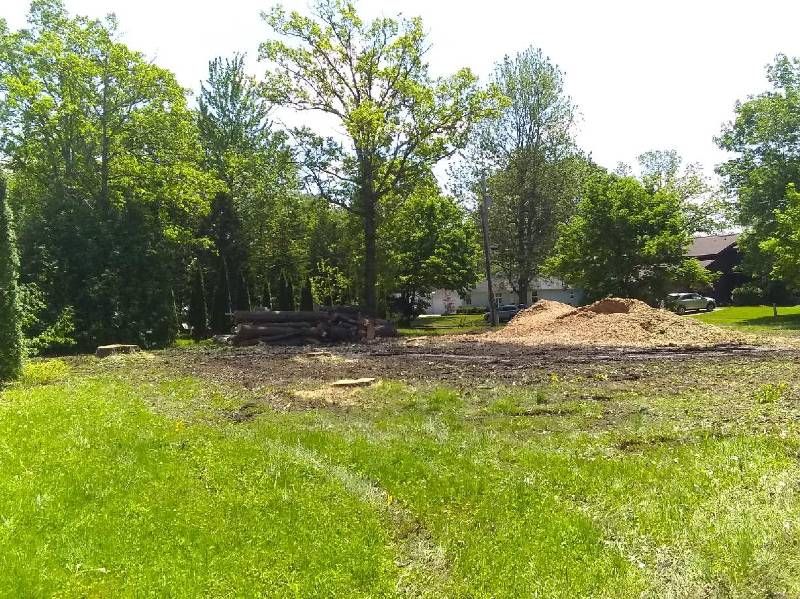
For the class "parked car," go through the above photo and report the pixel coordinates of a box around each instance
[484,304,523,323]
[665,292,716,314]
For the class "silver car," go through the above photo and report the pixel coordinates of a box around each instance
[665,292,716,314]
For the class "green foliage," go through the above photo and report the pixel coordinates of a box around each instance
[310,260,352,307]
[381,183,481,323]
[0,1,217,348]
[760,183,800,288]
[546,171,693,301]
[717,54,800,276]
[470,47,585,303]
[0,174,23,381]
[638,149,730,234]
[187,260,209,340]
[731,284,765,306]
[673,258,719,291]
[18,283,76,356]
[197,53,304,313]
[261,0,502,313]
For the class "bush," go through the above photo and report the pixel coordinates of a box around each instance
[456,305,486,315]
[731,284,764,306]
[0,175,23,381]
[764,280,797,306]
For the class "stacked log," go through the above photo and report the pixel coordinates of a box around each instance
[230,308,397,346]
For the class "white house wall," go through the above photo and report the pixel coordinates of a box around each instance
[425,278,583,315]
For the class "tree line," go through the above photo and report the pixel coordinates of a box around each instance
[1,0,799,375]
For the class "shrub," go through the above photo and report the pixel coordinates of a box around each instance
[0,174,23,382]
[731,284,764,306]
[764,280,797,306]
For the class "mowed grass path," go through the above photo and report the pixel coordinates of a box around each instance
[398,314,494,336]
[692,305,800,336]
[2,355,800,596]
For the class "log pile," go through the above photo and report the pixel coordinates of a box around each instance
[230,308,397,346]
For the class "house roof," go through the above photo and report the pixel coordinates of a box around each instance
[687,234,739,258]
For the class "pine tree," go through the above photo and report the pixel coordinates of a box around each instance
[0,174,23,381]
[299,279,314,311]
[187,260,209,341]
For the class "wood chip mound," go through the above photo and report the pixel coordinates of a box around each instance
[489,297,748,347]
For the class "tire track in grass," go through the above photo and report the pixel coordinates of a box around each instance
[286,443,452,598]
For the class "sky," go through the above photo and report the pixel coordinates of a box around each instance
[4,0,800,180]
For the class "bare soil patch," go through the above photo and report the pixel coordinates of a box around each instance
[163,336,789,403]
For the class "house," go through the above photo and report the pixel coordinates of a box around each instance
[686,233,745,303]
[426,277,583,315]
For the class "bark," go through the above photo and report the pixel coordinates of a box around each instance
[362,188,378,316]
[517,277,530,306]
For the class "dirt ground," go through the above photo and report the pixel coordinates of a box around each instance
[165,335,795,397]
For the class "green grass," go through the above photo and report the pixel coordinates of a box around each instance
[398,313,496,336]
[692,305,800,335]
[2,354,800,596]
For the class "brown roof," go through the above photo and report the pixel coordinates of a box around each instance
[687,234,739,258]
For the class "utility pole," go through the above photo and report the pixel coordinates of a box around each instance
[479,178,498,327]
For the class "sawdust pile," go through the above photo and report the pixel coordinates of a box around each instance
[490,298,746,347]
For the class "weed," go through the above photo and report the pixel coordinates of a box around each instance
[19,358,70,385]
[753,382,789,404]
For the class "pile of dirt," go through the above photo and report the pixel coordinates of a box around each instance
[489,297,748,347]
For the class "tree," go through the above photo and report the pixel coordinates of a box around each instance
[198,53,317,315]
[0,173,23,381]
[471,47,584,305]
[717,54,800,278]
[261,0,499,314]
[199,53,273,183]
[638,149,730,234]
[311,260,352,307]
[0,1,216,348]
[381,183,480,324]
[760,183,800,287]
[187,259,209,341]
[546,171,711,301]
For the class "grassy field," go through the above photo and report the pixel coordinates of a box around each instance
[398,313,494,336]
[692,305,800,335]
[2,350,800,596]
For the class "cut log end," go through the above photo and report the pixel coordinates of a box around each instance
[95,344,140,359]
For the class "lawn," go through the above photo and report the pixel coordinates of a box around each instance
[398,313,495,336]
[692,304,800,335]
[2,350,800,596]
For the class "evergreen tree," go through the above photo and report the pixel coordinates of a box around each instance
[299,280,314,311]
[0,174,23,381]
[187,261,209,341]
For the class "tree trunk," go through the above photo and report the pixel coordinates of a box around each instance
[479,186,499,326]
[362,196,378,316]
[517,277,529,306]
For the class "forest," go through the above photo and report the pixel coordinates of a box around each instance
[2,0,800,364]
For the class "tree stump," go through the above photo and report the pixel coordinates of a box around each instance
[95,344,140,359]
